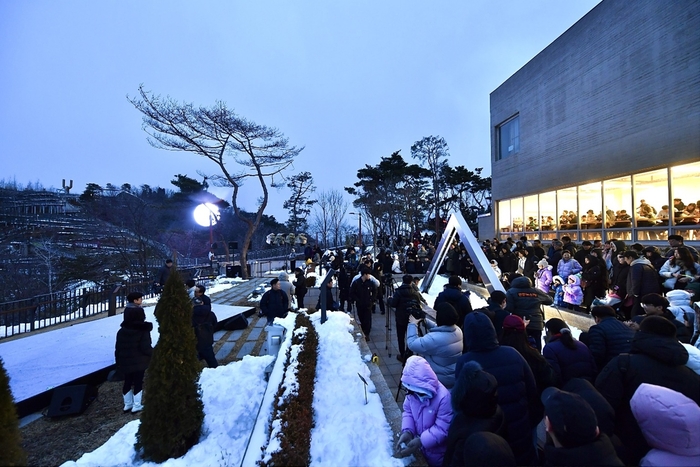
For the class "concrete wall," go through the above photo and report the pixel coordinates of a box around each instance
[490,0,700,201]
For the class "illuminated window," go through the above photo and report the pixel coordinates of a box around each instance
[498,200,511,233]
[539,191,556,232]
[604,176,632,229]
[557,187,577,230]
[497,115,519,160]
[524,195,538,231]
[671,162,700,227]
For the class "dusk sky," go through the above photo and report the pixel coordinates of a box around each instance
[1,0,601,222]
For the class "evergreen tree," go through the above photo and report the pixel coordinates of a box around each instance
[135,268,204,462]
[0,357,27,466]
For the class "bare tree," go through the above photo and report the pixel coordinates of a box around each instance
[309,189,348,247]
[129,85,303,278]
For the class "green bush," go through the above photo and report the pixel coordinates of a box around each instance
[135,268,204,463]
[260,313,318,467]
[0,357,27,466]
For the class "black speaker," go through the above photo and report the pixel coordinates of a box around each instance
[228,241,238,250]
[47,384,98,417]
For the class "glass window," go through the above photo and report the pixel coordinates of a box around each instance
[524,195,538,231]
[539,191,556,231]
[634,168,669,228]
[511,198,523,232]
[579,182,603,229]
[497,115,520,160]
[557,187,577,230]
[671,161,700,227]
[604,176,632,229]
[498,200,511,233]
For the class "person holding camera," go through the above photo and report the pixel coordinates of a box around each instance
[350,267,378,340]
[389,275,425,362]
[406,303,463,389]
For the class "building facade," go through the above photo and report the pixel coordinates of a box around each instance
[488,0,700,245]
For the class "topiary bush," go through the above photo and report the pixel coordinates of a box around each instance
[259,313,318,467]
[135,268,204,463]
[0,357,27,466]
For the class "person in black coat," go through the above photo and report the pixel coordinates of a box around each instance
[192,285,218,368]
[505,276,553,351]
[587,306,635,369]
[595,316,700,465]
[622,250,661,317]
[581,255,606,310]
[443,361,507,467]
[434,276,472,329]
[260,278,289,325]
[456,312,540,466]
[638,293,692,343]
[154,259,173,293]
[115,292,153,412]
[388,274,424,362]
[292,267,307,309]
[350,267,378,340]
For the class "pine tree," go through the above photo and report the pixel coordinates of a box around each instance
[0,357,27,466]
[135,268,204,462]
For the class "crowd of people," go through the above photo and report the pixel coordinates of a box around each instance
[389,233,700,466]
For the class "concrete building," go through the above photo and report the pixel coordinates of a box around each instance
[488,0,700,245]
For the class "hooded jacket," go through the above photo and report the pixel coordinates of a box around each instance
[456,312,539,466]
[542,334,597,384]
[407,321,463,389]
[563,275,584,305]
[433,286,472,327]
[627,257,661,297]
[115,318,153,374]
[556,257,582,280]
[505,276,553,332]
[595,331,700,464]
[631,383,700,467]
[535,265,553,293]
[400,356,452,467]
[543,433,623,467]
[442,361,506,467]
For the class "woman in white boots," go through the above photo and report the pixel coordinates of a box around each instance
[115,292,153,413]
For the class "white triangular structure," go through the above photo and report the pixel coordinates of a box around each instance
[420,211,505,295]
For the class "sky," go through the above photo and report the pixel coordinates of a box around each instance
[1,0,601,222]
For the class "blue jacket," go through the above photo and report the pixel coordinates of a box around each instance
[587,317,635,369]
[260,289,288,323]
[434,286,472,327]
[543,335,598,385]
[456,312,540,466]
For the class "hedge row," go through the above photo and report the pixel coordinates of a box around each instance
[259,313,318,466]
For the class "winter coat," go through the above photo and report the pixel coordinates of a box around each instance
[400,356,453,467]
[278,273,295,304]
[389,283,424,325]
[552,282,565,307]
[192,295,216,349]
[115,319,153,374]
[260,289,289,323]
[521,254,539,281]
[659,259,700,290]
[543,335,597,384]
[504,276,553,332]
[626,257,661,298]
[535,266,553,293]
[587,316,635,369]
[456,312,540,466]
[433,286,472,328]
[543,433,623,467]
[563,275,584,305]
[292,272,307,297]
[548,249,563,276]
[557,258,582,280]
[582,262,607,298]
[630,383,700,467]
[350,276,377,309]
[684,344,700,374]
[595,331,700,464]
[562,378,617,440]
[407,322,463,389]
[445,248,460,275]
[442,361,507,467]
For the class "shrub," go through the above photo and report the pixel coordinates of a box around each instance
[135,268,204,463]
[259,313,318,466]
[0,357,27,466]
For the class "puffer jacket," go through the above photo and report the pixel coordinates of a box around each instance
[505,276,553,332]
[627,257,661,297]
[563,275,584,305]
[543,334,598,384]
[535,266,553,293]
[400,356,452,467]
[587,316,635,369]
[407,322,463,388]
[630,383,700,467]
[456,312,540,466]
[389,283,424,325]
[595,331,700,464]
[115,320,153,374]
[557,258,582,280]
[434,286,472,328]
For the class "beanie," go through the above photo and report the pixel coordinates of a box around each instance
[502,314,525,332]
[639,315,677,338]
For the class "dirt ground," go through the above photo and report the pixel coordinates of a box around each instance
[19,306,267,466]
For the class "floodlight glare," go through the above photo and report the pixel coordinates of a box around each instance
[193,203,220,227]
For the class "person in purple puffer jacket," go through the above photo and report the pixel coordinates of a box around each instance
[630,383,700,467]
[535,258,554,294]
[563,274,584,310]
[395,355,452,466]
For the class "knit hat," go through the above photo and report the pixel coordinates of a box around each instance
[537,259,549,268]
[502,314,525,332]
[542,387,599,448]
[435,302,459,327]
[639,315,677,338]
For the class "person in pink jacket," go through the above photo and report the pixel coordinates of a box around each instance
[630,383,700,467]
[395,355,452,466]
[535,258,554,293]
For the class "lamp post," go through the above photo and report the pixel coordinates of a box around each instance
[349,212,362,249]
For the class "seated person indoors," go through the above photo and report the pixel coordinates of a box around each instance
[657,205,670,221]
